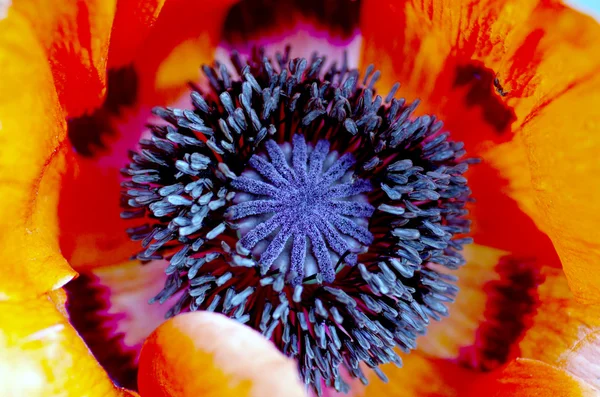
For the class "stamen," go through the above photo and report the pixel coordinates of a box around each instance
[122,48,473,395]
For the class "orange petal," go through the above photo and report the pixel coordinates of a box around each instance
[138,312,306,397]
[518,268,600,389]
[467,158,561,268]
[0,10,76,300]
[500,72,600,303]
[467,358,598,397]
[0,290,136,396]
[108,0,167,68]
[479,4,600,303]
[421,247,600,384]
[12,0,118,116]
[359,0,538,146]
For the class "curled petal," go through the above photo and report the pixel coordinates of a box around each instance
[0,12,76,299]
[138,312,306,397]
[0,290,135,396]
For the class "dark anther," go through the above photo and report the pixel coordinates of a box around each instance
[122,49,474,395]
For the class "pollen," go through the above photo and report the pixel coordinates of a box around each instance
[121,47,474,395]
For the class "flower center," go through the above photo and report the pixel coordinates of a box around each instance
[121,47,473,395]
[230,135,374,285]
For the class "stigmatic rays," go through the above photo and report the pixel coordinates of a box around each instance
[121,48,474,395]
[229,134,374,286]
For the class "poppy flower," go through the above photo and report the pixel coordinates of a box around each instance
[1,0,599,396]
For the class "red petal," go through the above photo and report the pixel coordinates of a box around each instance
[108,0,167,68]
